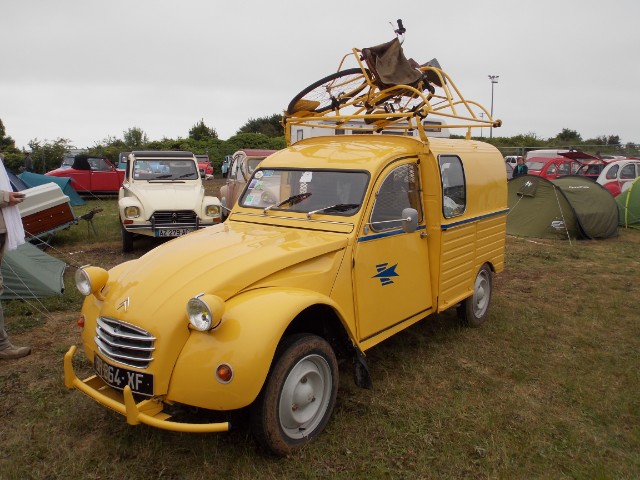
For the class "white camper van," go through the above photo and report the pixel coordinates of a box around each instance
[290,118,450,142]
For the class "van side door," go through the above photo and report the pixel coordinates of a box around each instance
[353,160,433,343]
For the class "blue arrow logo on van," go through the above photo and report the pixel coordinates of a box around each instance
[374,263,398,286]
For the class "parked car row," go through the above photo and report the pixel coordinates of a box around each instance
[506,150,640,197]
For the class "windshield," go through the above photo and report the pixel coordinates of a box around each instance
[133,159,198,180]
[239,169,369,216]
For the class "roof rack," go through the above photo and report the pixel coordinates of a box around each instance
[284,50,501,145]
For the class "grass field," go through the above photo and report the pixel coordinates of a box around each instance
[1,183,638,479]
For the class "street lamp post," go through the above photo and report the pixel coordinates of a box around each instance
[479,112,484,138]
[488,75,499,138]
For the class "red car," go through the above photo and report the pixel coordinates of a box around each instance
[46,155,125,194]
[195,155,214,177]
[525,156,580,180]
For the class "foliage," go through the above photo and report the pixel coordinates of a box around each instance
[189,119,218,141]
[237,114,284,137]
[0,118,19,154]
[0,118,23,170]
[3,114,639,176]
[25,137,72,173]
[122,127,149,148]
[553,127,582,144]
[225,132,285,151]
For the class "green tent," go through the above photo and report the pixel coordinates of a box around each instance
[1,243,66,299]
[616,177,640,228]
[508,175,618,240]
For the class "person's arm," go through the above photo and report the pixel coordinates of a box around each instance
[0,190,26,208]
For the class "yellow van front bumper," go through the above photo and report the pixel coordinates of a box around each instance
[63,345,230,433]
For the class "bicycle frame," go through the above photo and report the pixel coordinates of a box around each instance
[284,52,501,145]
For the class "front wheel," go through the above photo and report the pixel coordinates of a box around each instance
[251,334,338,456]
[457,264,492,327]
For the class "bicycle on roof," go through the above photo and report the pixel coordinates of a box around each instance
[284,19,501,144]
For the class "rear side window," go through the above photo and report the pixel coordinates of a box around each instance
[439,155,466,218]
[620,164,636,179]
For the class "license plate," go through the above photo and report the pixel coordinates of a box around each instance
[94,354,154,396]
[155,228,192,237]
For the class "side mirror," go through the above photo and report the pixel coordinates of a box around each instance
[401,208,419,233]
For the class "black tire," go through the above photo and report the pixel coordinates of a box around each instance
[251,334,338,456]
[287,68,369,115]
[457,264,492,327]
[121,226,134,253]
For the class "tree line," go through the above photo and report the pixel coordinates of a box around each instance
[1,117,637,175]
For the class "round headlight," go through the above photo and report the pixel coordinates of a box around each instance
[124,206,140,218]
[186,294,224,331]
[75,266,109,298]
[75,268,92,296]
[205,205,221,217]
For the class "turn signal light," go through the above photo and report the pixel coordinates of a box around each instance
[215,363,233,384]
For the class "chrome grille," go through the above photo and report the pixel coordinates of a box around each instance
[95,317,155,369]
[151,210,198,228]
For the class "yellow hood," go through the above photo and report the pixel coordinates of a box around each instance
[100,221,348,327]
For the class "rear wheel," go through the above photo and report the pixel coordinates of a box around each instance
[457,264,492,327]
[121,226,134,253]
[251,334,338,456]
[287,68,369,115]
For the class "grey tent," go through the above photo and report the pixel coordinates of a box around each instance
[1,243,66,299]
[18,171,85,206]
[508,175,618,240]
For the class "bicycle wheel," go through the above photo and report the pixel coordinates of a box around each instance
[287,68,370,115]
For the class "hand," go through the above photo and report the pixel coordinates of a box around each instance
[8,192,26,206]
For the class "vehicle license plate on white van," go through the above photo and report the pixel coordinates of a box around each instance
[155,228,192,237]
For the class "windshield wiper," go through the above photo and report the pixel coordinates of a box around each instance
[263,193,312,214]
[307,203,360,218]
[150,174,173,179]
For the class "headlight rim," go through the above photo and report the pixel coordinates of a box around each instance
[186,293,224,331]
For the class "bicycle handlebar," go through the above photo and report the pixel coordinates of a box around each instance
[395,19,406,35]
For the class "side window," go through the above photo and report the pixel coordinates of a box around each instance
[557,162,570,176]
[547,163,557,175]
[606,164,619,180]
[89,158,111,171]
[439,155,466,218]
[370,163,422,232]
[620,164,635,179]
[571,162,580,174]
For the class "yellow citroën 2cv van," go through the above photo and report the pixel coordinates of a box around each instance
[64,30,506,455]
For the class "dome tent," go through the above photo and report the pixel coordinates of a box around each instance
[507,175,618,240]
[0,242,65,300]
[616,176,640,228]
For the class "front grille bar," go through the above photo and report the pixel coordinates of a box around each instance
[95,317,155,369]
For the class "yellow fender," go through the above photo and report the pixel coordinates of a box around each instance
[166,287,353,411]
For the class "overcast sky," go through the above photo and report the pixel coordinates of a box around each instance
[2,0,639,150]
